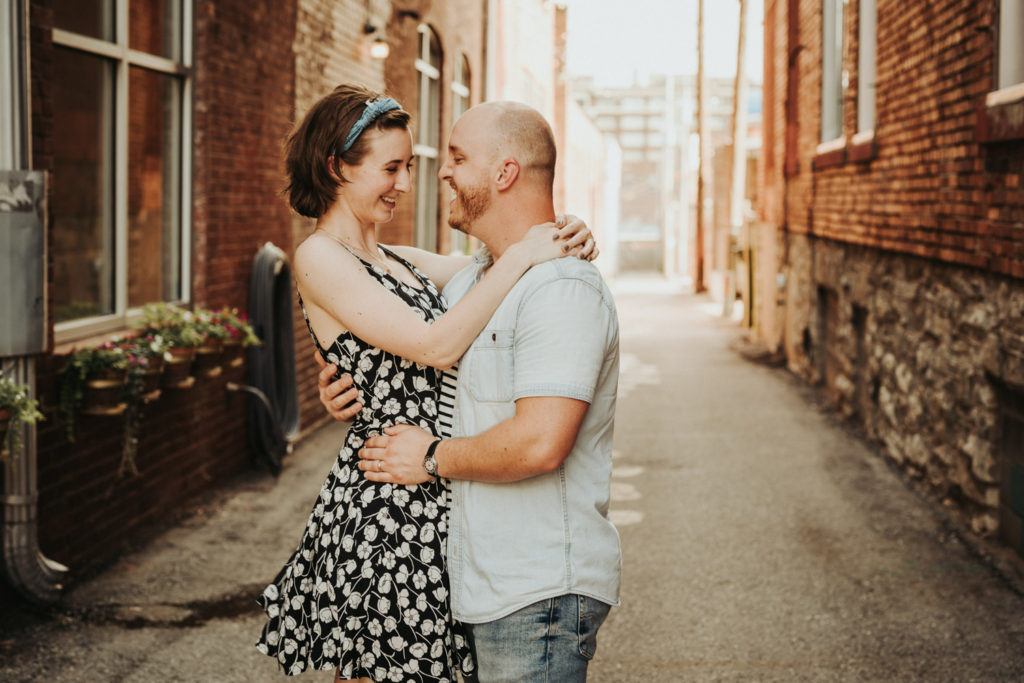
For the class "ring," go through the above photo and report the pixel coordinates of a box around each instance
[376,460,382,472]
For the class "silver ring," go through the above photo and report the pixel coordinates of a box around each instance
[376,460,382,472]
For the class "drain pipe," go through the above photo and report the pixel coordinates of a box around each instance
[1,0,68,604]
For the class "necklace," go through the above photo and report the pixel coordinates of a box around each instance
[315,229,392,274]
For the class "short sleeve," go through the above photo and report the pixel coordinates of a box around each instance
[512,277,615,403]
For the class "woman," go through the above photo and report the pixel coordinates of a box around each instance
[255,84,594,682]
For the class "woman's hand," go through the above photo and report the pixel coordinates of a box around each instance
[554,214,599,262]
[511,214,598,267]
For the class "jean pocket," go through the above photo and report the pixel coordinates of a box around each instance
[576,595,611,660]
[463,329,515,403]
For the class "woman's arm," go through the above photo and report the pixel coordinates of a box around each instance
[384,245,472,291]
[296,227,574,370]
[384,214,596,291]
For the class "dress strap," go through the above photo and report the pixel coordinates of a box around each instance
[296,290,327,354]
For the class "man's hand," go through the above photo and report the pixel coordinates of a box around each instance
[358,424,436,485]
[314,352,362,422]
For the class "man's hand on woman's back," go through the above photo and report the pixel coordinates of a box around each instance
[314,352,362,421]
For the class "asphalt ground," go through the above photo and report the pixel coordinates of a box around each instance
[2,277,1023,682]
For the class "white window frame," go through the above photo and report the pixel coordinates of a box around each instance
[414,25,442,252]
[821,0,845,143]
[52,1,193,343]
[449,55,471,255]
[856,0,876,135]
[992,0,1024,104]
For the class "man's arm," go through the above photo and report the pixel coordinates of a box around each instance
[358,396,588,484]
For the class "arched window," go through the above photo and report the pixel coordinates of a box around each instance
[414,25,442,251]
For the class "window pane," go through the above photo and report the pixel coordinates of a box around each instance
[1000,0,1024,88]
[857,0,876,132]
[52,48,115,323]
[128,67,182,307]
[53,0,114,41]
[130,0,183,61]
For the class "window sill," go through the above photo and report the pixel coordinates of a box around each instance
[812,136,847,170]
[848,130,877,163]
[977,83,1024,143]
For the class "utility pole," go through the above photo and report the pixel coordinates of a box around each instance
[695,0,707,292]
[729,0,750,321]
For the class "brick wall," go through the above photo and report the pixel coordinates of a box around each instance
[757,0,1024,551]
[17,0,406,579]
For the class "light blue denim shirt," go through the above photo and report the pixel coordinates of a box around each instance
[442,250,622,623]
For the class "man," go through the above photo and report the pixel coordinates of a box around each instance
[319,101,620,682]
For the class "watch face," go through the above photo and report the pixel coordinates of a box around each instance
[424,456,437,476]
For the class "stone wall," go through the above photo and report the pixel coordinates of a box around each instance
[789,232,1024,541]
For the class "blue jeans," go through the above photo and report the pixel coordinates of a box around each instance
[464,594,612,682]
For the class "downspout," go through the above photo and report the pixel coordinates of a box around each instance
[1,0,68,604]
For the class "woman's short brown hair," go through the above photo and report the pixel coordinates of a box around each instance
[285,84,411,218]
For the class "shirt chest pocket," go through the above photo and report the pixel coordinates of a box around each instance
[463,329,515,403]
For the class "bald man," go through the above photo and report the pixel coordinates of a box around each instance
[325,102,621,681]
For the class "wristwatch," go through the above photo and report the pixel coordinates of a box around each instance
[423,439,442,478]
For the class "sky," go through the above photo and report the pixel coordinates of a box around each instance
[559,0,764,86]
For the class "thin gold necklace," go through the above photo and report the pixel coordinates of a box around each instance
[315,229,392,274]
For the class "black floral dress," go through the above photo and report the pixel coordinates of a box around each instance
[256,247,472,682]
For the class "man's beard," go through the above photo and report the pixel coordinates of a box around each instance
[448,182,490,233]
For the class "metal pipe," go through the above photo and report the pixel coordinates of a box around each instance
[1,0,68,604]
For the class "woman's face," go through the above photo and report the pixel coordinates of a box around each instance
[341,127,414,224]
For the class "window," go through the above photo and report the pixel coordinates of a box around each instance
[449,55,471,255]
[414,25,442,252]
[51,0,191,338]
[821,0,845,142]
[857,0,876,133]
[999,0,1024,89]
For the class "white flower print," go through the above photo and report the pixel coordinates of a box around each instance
[422,397,437,416]
[259,270,470,681]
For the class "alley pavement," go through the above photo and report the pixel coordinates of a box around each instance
[3,276,1024,681]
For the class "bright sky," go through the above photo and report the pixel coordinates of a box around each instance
[560,0,764,86]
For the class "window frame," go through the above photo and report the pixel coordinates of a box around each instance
[51,0,193,344]
[978,1,1024,143]
[855,0,876,136]
[820,0,845,145]
[448,54,471,255]
[413,24,442,253]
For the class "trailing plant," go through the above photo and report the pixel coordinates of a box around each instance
[0,370,45,457]
[112,334,168,477]
[58,344,130,441]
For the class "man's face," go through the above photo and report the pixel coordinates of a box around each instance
[439,112,494,234]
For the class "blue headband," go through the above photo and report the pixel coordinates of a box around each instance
[340,97,401,154]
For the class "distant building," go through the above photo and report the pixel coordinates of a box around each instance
[757,0,1024,556]
[573,74,760,284]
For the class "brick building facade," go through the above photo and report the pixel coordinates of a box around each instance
[756,0,1024,554]
[5,0,487,582]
